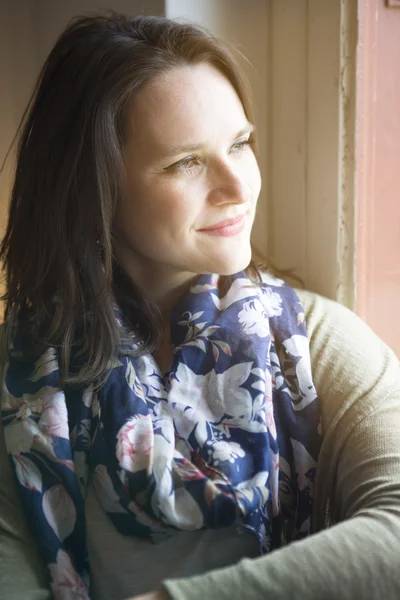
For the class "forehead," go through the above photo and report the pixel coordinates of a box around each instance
[124,63,247,158]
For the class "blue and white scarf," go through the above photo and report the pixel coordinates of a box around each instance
[1,271,321,599]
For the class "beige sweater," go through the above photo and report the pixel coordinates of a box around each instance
[1,289,400,600]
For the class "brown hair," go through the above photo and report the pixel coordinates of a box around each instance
[0,11,263,387]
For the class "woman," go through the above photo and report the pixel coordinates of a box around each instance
[0,11,399,600]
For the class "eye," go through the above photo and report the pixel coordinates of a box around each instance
[230,135,254,154]
[166,156,201,174]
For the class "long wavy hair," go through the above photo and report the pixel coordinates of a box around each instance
[0,11,265,387]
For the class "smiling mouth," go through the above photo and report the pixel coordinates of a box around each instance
[199,214,246,232]
[198,214,246,237]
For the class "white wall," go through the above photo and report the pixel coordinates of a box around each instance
[269,1,343,299]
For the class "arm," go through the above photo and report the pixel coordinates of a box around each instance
[161,292,400,600]
[0,415,52,600]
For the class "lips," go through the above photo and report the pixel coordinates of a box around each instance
[197,212,247,238]
[199,213,246,232]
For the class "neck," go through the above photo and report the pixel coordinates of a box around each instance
[114,251,199,316]
[149,276,198,315]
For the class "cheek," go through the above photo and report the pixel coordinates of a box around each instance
[116,177,196,240]
[144,182,194,230]
[247,155,262,199]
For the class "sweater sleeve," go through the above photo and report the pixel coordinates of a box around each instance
[163,291,400,600]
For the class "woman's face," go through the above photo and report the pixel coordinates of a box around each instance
[114,62,261,293]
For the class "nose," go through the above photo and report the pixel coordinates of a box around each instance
[207,160,251,206]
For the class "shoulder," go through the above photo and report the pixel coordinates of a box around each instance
[293,288,400,433]
[295,287,396,363]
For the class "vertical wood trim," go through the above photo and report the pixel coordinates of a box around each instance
[337,0,358,309]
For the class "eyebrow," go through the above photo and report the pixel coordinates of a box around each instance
[161,122,255,160]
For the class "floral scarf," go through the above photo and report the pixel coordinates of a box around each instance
[1,271,321,599]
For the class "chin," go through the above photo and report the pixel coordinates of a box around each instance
[207,247,252,276]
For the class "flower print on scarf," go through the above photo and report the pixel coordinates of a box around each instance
[258,287,284,318]
[281,335,317,411]
[150,399,175,445]
[3,388,69,451]
[297,312,305,326]
[250,367,276,438]
[189,274,219,296]
[40,391,70,440]
[278,455,296,509]
[3,395,75,480]
[13,394,44,418]
[290,438,317,494]
[171,361,265,439]
[12,454,43,492]
[135,356,169,401]
[2,272,322,598]
[168,399,209,446]
[259,271,285,287]
[91,394,101,419]
[73,451,89,497]
[1,383,56,416]
[236,471,270,508]
[28,347,59,382]
[209,440,245,465]
[165,486,205,530]
[116,414,154,473]
[174,435,192,461]
[43,485,77,542]
[49,550,89,600]
[153,455,205,530]
[202,276,256,312]
[77,420,91,449]
[268,449,280,517]
[174,310,231,361]
[173,458,234,520]
[238,298,270,338]
[82,389,93,408]
[125,361,147,403]
[4,418,38,455]
[173,457,205,481]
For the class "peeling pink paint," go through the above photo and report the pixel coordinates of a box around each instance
[356,0,400,356]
